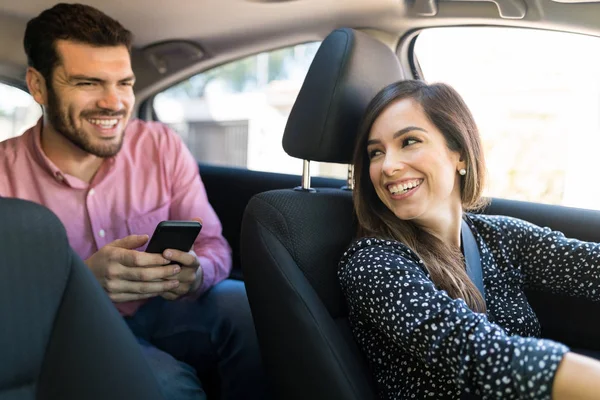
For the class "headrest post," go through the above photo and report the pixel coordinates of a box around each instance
[294,160,316,192]
[301,159,311,190]
[341,164,354,191]
[348,164,354,190]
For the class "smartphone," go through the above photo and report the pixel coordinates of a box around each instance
[145,220,202,254]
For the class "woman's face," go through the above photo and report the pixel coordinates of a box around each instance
[367,98,465,229]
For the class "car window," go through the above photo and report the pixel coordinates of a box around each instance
[0,82,42,142]
[153,42,348,179]
[414,27,600,210]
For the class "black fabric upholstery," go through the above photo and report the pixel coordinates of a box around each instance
[198,163,346,279]
[0,198,164,400]
[241,189,376,400]
[240,28,403,400]
[282,28,403,164]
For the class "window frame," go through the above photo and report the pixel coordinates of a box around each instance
[137,40,323,122]
[140,40,354,180]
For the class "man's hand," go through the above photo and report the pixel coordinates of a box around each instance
[160,249,203,301]
[85,235,182,302]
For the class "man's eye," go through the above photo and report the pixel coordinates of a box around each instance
[76,82,94,86]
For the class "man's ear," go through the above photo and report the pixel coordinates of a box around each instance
[26,67,48,106]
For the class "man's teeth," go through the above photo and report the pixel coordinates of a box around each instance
[389,180,422,195]
[88,118,118,128]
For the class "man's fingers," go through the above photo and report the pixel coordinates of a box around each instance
[119,264,181,281]
[110,235,149,250]
[112,247,169,268]
[106,278,179,295]
[160,283,192,301]
[109,292,158,302]
[160,292,179,301]
[163,249,198,269]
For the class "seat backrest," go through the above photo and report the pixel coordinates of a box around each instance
[241,28,403,400]
[0,197,164,400]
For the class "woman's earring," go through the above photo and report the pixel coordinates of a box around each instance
[459,168,466,176]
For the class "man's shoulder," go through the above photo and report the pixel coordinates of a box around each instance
[120,119,196,176]
[0,130,34,169]
[124,119,184,152]
[126,119,179,139]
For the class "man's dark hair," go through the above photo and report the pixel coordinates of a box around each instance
[23,3,133,83]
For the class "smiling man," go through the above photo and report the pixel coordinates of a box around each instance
[0,3,267,400]
[32,41,135,183]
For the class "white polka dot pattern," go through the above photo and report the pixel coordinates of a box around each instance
[337,214,587,399]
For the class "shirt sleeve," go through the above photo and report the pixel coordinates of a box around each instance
[339,240,569,399]
[504,217,600,300]
[162,124,232,296]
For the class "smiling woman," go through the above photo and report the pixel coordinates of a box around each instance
[353,80,487,313]
[340,79,600,400]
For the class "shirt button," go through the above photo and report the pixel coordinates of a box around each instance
[99,229,106,238]
[55,173,64,181]
[89,188,95,196]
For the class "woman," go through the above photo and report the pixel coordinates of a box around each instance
[338,80,600,399]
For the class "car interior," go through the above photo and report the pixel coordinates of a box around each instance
[1,0,600,398]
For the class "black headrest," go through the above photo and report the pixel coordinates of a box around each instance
[282,28,403,164]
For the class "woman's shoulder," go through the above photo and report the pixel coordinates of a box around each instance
[338,237,432,293]
[466,212,541,235]
[339,237,422,270]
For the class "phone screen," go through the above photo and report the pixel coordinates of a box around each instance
[145,220,202,254]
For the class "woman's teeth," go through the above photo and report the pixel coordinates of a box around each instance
[389,179,422,195]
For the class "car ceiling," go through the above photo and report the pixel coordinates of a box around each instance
[1,0,599,100]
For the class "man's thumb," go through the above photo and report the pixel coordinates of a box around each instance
[110,234,149,250]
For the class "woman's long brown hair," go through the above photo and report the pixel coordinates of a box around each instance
[353,80,488,313]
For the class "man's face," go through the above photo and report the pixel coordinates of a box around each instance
[45,40,135,158]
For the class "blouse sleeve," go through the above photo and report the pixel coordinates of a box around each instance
[501,217,600,300]
[338,239,569,399]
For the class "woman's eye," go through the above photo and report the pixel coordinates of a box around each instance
[368,149,383,159]
[403,137,420,147]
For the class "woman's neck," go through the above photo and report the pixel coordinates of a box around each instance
[414,205,464,249]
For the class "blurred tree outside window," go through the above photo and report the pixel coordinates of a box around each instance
[154,42,348,180]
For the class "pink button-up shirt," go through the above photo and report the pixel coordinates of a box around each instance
[0,118,232,316]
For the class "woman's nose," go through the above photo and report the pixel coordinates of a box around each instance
[382,153,404,177]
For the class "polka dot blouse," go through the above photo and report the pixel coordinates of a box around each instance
[337,213,600,399]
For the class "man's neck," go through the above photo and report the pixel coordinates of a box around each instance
[40,119,104,183]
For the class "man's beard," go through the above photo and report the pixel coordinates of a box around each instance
[46,86,127,158]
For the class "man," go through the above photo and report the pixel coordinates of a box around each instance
[0,3,267,400]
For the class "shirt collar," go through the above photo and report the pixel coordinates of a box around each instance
[30,117,116,190]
